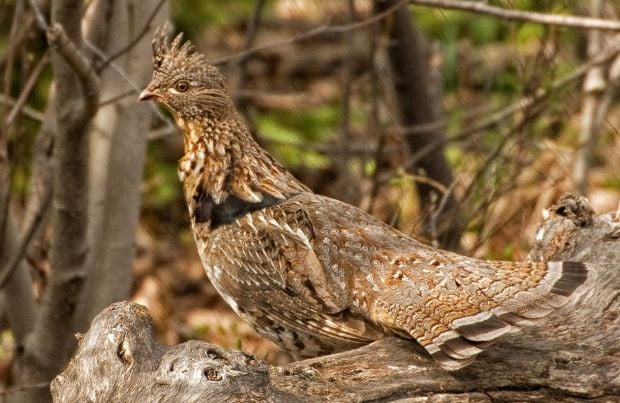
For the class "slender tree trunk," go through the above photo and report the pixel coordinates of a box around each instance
[75,0,168,330]
[574,0,607,194]
[0,215,36,348]
[12,0,100,400]
[375,0,462,250]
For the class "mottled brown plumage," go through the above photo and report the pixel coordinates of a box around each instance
[139,27,593,370]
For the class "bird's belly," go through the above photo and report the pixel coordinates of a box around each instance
[200,260,355,357]
[191,220,377,359]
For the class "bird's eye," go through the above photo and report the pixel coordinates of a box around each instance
[175,81,190,92]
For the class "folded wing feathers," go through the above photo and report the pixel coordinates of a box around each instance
[426,261,591,370]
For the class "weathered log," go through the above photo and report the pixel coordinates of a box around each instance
[52,194,619,402]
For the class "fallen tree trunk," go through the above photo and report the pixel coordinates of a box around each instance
[52,194,619,402]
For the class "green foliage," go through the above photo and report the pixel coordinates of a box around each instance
[143,146,182,210]
[483,244,515,261]
[0,330,13,361]
[261,104,339,141]
[172,0,264,39]
[603,175,620,190]
[410,1,580,98]
[444,145,463,168]
[364,159,377,177]
[184,324,209,340]
[256,105,341,169]
[515,23,545,46]
[500,244,515,260]
[412,7,506,90]
[2,50,52,198]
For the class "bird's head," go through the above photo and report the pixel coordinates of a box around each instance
[139,26,232,121]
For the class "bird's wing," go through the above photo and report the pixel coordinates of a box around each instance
[203,197,383,356]
[204,191,590,367]
[291,193,591,369]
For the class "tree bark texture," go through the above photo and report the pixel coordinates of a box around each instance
[12,0,99,401]
[74,0,168,332]
[52,194,619,402]
[0,215,36,348]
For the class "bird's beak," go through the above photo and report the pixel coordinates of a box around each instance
[138,88,157,102]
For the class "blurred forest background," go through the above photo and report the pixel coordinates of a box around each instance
[0,0,618,401]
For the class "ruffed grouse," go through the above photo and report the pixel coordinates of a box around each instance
[139,28,592,370]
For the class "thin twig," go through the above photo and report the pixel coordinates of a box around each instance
[85,40,172,126]
[99,89,137,107]
[405,34,620,170]
[0,187,52,290]
[262,136,374,155]
[214,0,408,65]
[46,23,101,117]
[340,0,357,146]
[95,0,167,72]
[427,178,457,248]
[0,381,51,396]
[0,0,26,265]
[460,125,515,205]
[5,51,50,126]
[27,0,49,31]
[235,0,267,129]
[363,22,387,213]
[392,120,446,136]
[0,95,45,121]
[332,0,358,200]
[148,124,180,140]
[408,0,620,31]
[237,0,266,86]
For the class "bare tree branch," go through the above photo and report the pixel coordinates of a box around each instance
[0,188,51,290]
[214,0,408,65]
[28,0,50,31]
[5,52,50,126]
[95,0,168,72]
[46,23,101,117]
[408,0,620,31]
[234,0,267,135]
[0,214,37,350]
[327,0,364,206]
[405,34,620,170]
[0,94,46,121]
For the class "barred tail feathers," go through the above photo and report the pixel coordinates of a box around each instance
[423,261,592,370]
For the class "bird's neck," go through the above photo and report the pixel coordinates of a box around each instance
[177,115,308,208]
